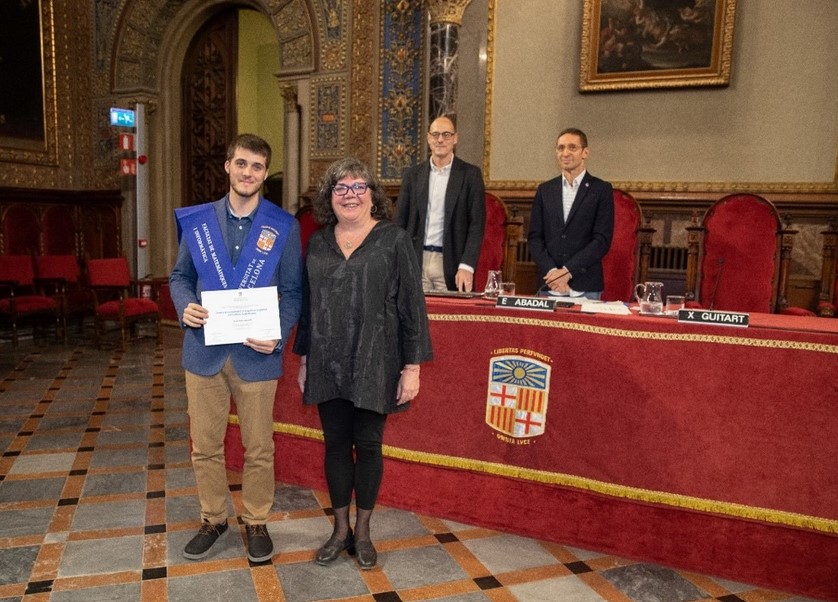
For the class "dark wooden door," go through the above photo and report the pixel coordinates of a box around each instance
[181,10,238,207]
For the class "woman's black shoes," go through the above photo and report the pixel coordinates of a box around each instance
[315,529,377,569]
[315,529,355,565]
[354,539,377,570]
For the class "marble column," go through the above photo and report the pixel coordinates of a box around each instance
[427,0,472,120]
[280,85,301,214]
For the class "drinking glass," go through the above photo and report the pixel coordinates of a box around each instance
[665,295,685,316]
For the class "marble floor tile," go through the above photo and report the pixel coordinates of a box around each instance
[0,332,822,602]
[58,534,145,577]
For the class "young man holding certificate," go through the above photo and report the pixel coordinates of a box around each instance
[169,134,302,563]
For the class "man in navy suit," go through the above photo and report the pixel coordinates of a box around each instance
[527,128,614,299]
[169,134,302,563]
[395,115,485,292]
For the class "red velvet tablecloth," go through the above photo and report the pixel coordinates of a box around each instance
[225,297,838,599]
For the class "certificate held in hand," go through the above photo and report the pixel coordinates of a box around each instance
[200,286,281,346]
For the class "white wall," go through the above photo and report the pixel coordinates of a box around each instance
[486,0,838,186]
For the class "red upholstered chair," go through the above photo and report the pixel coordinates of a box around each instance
[86,257,160,348]
[295,203,322,257]
[684,194,793,313]
[601,189,654,302]
[0,255,60,346]
[474,193,523,293]
[34,255,95,334]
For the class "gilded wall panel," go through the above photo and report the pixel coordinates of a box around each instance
[0,0,59,169]
[377,0,424,183]
[0,0,96,189]
[314,0,348,71]
[347,0,376,168]
[310,76,346,158]
[279,35,314,71]
[271,0,315,73]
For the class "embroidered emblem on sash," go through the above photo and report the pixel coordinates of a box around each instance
[257,228,277,252]
[486,354,551,439]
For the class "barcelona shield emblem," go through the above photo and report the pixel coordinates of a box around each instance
[486,355,551,438]
[256,228,277,252]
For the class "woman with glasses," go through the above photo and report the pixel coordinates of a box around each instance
[293,157,433,570]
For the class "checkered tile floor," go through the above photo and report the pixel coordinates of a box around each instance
[0,327,824,601]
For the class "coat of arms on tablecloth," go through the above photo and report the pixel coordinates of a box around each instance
[486,354,551,439]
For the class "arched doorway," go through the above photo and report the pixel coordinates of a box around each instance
[110,0,314,277]
[181,8,285,208]
[181,9,238,208]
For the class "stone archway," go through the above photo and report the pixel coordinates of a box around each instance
[109,0,316,277]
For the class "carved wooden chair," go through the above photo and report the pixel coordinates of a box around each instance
[0,255,61,346]
[684,194,794,313]
[813,221,838,317]
[601,189,655,302]
[474,193,523,293]
[86,257,161,348]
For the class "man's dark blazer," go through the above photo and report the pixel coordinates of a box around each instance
[527,172,614,293]
[394,156,486,291]
[169,197,303,382]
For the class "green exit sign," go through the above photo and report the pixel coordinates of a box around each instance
[109,107,135,128]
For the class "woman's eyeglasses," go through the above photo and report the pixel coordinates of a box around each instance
[332,182,369,196]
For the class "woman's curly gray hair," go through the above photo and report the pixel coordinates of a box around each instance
[312,157,393,225]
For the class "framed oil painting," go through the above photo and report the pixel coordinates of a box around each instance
[0,0,57,164]
[579,0,736,92]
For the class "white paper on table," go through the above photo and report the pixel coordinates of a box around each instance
[547,289,586,298]
[579,301,631,315]
[200,286,281,346]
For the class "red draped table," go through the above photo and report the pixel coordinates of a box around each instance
[225,297,838,599]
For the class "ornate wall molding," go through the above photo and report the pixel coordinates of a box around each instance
[481,0,495,181]
[427,0,472,26]
[280,85,299,111]
[111,0,315,94]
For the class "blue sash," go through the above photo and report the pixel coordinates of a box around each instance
[175,198,292,291]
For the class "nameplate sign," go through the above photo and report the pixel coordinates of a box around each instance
[678,309,749,328]
[496,296,557,312]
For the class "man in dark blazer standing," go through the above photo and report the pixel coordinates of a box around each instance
[395,115,485,292]
[169,134,302,564]
[527,128,614,298]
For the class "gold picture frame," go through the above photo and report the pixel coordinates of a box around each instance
[0,0,58,165]
[580,0,736,92]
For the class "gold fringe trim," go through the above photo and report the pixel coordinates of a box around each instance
[226,415,838,536]
[429,312,838,354]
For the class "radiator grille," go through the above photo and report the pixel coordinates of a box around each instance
[516,242,688,271]
[650,246,688,271]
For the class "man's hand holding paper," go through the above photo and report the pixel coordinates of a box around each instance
[200,286,281,346]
